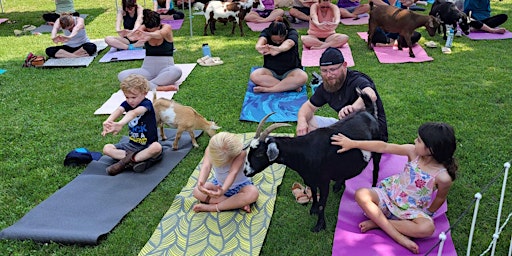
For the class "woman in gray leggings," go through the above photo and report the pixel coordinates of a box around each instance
[118,9,182,91]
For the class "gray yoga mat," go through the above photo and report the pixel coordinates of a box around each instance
[0,129,202,245]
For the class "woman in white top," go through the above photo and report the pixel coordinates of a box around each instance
[45,14,97,58]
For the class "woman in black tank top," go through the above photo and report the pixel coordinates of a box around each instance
[105,0,144,50]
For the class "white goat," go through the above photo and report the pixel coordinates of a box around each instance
[203,0,262,36]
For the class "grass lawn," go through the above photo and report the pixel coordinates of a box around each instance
[1,0,511,255]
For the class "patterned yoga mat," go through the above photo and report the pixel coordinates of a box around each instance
[138,132,288,256]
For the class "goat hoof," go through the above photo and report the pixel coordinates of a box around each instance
[310,223,326,232]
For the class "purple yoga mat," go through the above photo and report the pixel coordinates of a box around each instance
[466,30,512,40]
[357,32,434,64]
[161,19,184,30]
[301,44,355,67]
[99,48,145,63]
[332,153,457,256]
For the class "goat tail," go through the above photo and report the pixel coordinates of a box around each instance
[152,87,157,102]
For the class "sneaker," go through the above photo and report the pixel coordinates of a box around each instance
[132,153,163,173]
[106,151,135,176]
[455,30,462,37]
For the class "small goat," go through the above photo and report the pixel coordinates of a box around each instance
[430,0,471,40]
[153,94,220,150]
[368,2,441,57]
[203,0,261,36]
[244,90,382,232]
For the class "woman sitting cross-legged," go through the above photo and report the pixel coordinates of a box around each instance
[301,0,349,50]
[251,17,308,93]
[45,13,97,58]
[105,0,145,50]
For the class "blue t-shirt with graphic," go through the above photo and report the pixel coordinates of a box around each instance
[121,98,158,147]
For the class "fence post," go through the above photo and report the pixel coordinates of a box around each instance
[467,192,482,256]
[490,162,511,256]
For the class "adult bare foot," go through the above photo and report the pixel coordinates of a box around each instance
[295,86,303,92]
[359,220,379,232]
[253,86,266,93]
[492,27,506,34]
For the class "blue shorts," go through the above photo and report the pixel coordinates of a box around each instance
[212,179,253,197]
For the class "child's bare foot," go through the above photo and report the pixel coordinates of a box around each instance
[241,205,251,213]
[359,220,379,232]
[396,235,420,254]
[193,203,216,212]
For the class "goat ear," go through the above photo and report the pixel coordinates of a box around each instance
[266,142,279,162]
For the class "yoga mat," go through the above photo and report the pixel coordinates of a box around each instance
[99,47,145,62]
[0,18,8,24]
[246,21,271,32]
[466,30,512,40]
[357,32,434,64]
[94,63,196,115]
[0,129,203,245]
[332,153,456,256]
[42,39,109,68]
[239,67,308,122]
[0,69,6,75]
[291,20,309,30]
[32,14,89,34]
[161,19,184,30]
[340,14,369,26]
[139,132,288,256]
[301,44,355,67]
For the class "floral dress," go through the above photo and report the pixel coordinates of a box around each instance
[373,157,445,221]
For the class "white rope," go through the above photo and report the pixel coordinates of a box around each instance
[479,212,512,256]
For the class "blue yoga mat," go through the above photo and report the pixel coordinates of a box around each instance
[239,67,308,123]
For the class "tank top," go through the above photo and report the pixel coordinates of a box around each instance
[64,17,90,48]
[213,164,251,189]
[145,40,174,56]
[123,10,138,30]
[308,5,337,39]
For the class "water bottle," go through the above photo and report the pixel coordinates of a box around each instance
[445,26,454,48]
[202,43,211,57]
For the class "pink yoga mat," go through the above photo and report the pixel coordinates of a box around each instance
[332,153,457,256]
[301,44,355,67]
[357,32,434,64]
[246,21,271,32]
[466,30,512,40]
[0,18,8,24]
[161,19,184,30]
[340,14,369,26]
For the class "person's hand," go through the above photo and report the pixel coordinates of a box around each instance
[128,30,149,41]
[256,44,270,55]
[338,105,355,119]
[197,181,224,198]
[266,45,281,56]
[331,133,353,153]
[117,29,129,37]
[296,120,309,136]
[102,120,114,136]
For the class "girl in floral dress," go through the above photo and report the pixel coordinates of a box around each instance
[331,122,458,254]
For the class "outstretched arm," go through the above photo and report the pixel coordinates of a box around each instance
[331,133,416,158]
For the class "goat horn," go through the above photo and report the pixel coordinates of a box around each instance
[260,123,292,141]
[255,112,275,138]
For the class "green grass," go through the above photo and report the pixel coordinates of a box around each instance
[1,1,512,255]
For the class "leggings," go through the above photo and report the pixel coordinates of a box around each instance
[45,42,97,58]
[467,13,508,30]
[118,56,183,89]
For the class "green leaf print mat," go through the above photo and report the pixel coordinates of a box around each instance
[139,133,289,256]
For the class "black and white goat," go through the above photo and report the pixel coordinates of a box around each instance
[244,90,382,232]
[203,0,261,36]
[430,0,471,40]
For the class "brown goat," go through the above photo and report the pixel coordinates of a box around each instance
[153,95,220,150]
[368,2,441,57]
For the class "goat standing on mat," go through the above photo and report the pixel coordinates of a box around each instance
[368,2,441,57]
[244,89,382,232]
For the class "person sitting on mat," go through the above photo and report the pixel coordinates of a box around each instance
[118,9,182,92]
[192,132,259,213]
[301,0,348,50]
[464,0,508,34]
[153,0,185,20]
[105,0,145,50]
[101,74,163,176]
[251,17,308,93]
[244,0,285,23]
[331,122,458,254]
[43,0,80,26]
[289,0,318,23]
[45,14,97,58]
[337,0,369,19]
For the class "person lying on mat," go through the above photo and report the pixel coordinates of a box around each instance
[244,0,285,23]
[192,132,259,213]
[337,0,369,19]
[118,9,182,92]
[296,47,388,142]
[45,14,97,58]
[331,122,458,254]
[153,0,185,20]
[464,0,508,34]
[105,0,145,50]
[42,0,80,26]
[101,74,163,176]
[301,0,348,50]
[289,0,318,24]
[251,17,308,93]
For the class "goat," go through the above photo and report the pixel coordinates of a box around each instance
[203,0,261,36]
[152,93,220,150]
[430,0,471,40]
[244,89,382,232]
[368,2,441,58]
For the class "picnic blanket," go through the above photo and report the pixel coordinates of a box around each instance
[332,153,457,256]
[239,67,308,122]
[0,129,202,245]
[41,39,108,67]
[94,63,196,115]
[340,14,369,26]
[139,132,288,256]
[301,44,355,67]
[99,47,145,63]
[32,14,89,34]
[161,19,184,30]
[466,30,512,40]
[357,32,433,64]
